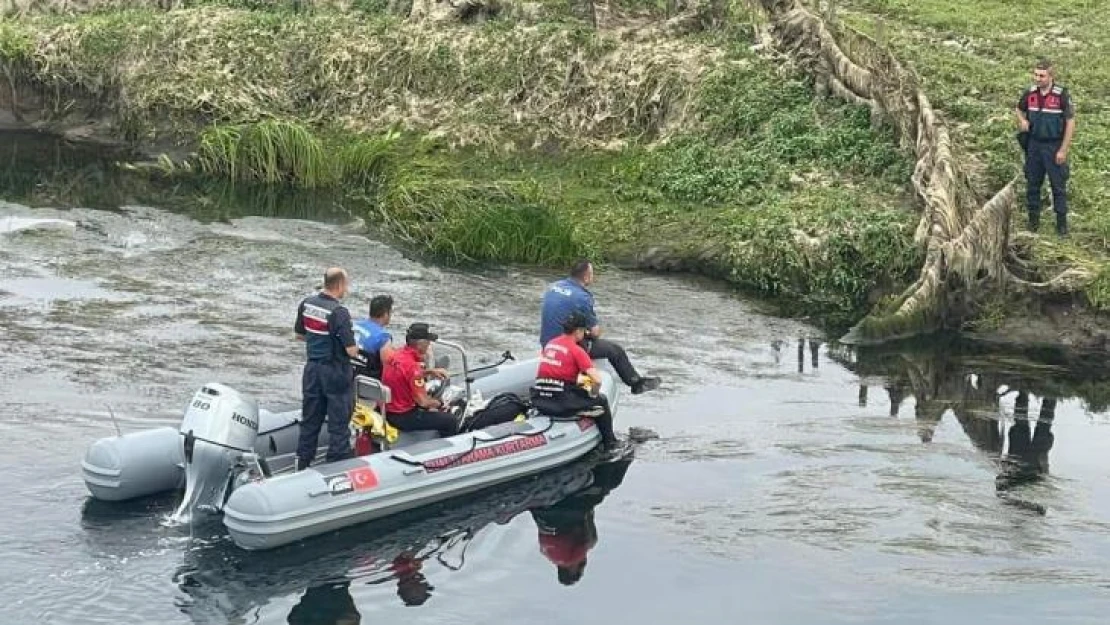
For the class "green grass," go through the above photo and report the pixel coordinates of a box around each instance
[0,20,32,76]
[192,120,396,187]
[2,2,923,327]
[1086,265,1110,312]
[3,6,713,145]
[364,53,920,323]
[840,0,1110,309]
[366,140,919,327]
[0,129,355,219]
[196,121,328,186]
[2,0,683,20]
[375,165,590,266]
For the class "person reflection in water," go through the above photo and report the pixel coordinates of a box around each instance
[287,580,361,625]
[363,550,435,607]
[390,551,434,607]
[288,551,433,623]
[996,390,1056,492]
[530,458,633,586]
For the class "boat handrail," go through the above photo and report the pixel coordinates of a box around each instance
[435,339,472,404]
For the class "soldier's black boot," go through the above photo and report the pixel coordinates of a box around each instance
[1056,213,1069,238]
[1028,210,1040,232]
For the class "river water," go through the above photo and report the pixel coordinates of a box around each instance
[2,131,1109,624]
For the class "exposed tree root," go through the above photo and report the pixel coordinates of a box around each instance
[750,0,1093,344]
[409,0,503,23]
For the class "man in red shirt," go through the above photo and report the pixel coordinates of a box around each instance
[382,323,458,437]
[531,312,618,450]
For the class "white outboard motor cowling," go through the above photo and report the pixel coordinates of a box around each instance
[169,383,260,524]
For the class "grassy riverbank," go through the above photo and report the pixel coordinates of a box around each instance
[0,3,922,326]
[839,0,1110,311]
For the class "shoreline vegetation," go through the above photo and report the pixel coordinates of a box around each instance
[0,0,1105,348]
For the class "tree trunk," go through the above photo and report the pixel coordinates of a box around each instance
[749,0,1092,344]
[664,0,728,34]
[409,0,494,22]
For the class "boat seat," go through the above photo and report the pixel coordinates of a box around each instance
[474,420,535,439]
[356,375,444,447]
[394,437,454,456]
[257,407,300,433]
[355,375,391,405]
[394,430,442,448]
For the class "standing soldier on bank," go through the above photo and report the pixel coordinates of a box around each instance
[1015,58,1076,237]
[293,267,360,470]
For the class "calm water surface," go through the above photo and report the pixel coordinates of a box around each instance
[1,132,1109,624]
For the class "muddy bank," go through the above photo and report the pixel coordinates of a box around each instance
[744,0,1109,353]
[0,80,132,147]
[3,3,1104,352]
[966,301,1109,354]
[0,2,925,332]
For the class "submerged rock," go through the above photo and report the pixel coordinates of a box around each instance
[0,216,77,236]
[627,426,660,443]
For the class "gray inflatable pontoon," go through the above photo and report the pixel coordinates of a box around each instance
[80,340,620,550]
[173,458,632,622]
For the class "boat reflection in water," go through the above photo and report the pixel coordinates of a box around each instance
[168,455,633,623]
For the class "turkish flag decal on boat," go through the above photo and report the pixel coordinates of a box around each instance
[346,466,379,492]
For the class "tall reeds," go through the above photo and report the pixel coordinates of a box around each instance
[376,168,589,265]
[194,120,396,188]
[188,121,587,265]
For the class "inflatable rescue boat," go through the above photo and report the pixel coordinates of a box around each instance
[80,340,620,550]
[173,457,632,621]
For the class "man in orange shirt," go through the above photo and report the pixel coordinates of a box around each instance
[381,323,458,437]
[531,312,618,450]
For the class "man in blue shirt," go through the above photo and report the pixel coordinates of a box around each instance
[539,259,661,395]
[353,294,395,379]
[294,267,359,469]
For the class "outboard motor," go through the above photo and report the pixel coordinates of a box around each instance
[169,383,260,524]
